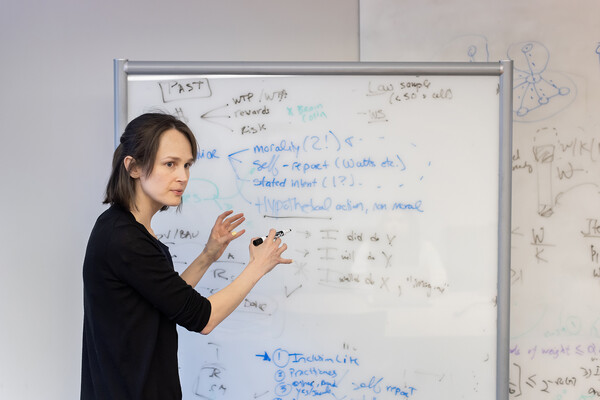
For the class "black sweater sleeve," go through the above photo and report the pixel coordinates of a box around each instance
[106,219,211,333]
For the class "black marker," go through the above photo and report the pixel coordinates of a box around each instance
[252,229,292,246]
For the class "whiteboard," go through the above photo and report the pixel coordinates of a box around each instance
[116,61,512,400]
[360,1,600,399]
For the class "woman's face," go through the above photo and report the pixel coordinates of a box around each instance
[135,128,194,213]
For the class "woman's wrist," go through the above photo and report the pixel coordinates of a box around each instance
[189,250,212,273]
[200,245,218,264]
[239,261,264,285]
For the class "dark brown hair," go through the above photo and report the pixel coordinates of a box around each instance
[104,113,198,211]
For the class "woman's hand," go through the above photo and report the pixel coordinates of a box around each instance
[200,228,293,334]
[202,210,245,263]
[248,229,293,277]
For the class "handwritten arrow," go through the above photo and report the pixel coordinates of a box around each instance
[201,104,233,132]
[255,351,271,362]
[224,149,253,204]
[296,230,311,239]
[296,249,309,258]
[228,148,249,181]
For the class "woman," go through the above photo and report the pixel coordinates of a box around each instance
[81,113,291,399]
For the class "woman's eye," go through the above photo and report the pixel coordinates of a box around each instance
[184,163,192,169]
[166,162,174,167]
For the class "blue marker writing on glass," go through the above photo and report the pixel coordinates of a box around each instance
[252,229,292,246]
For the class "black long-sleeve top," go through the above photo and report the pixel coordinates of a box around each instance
[81,205,211,400]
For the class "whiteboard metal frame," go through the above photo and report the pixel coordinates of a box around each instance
[114,59,513,400]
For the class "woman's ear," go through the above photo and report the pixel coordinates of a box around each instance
[124,156,141,179]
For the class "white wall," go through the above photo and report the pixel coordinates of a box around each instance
[0,1,358,398]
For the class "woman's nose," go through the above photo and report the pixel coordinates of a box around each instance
[177,166,189,182]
